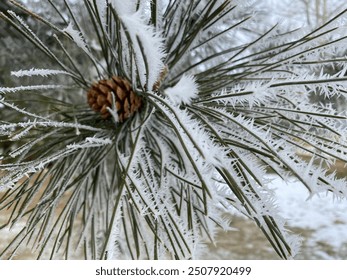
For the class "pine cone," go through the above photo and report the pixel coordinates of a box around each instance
[87,76,142,122]
[152,66,169,91]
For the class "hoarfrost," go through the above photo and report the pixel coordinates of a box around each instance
[111,0,166,90]
[0,85,66,94]
[11,68,70,77]
[63,23,92,57]
[165,74,199,105]
[66,136,112,150]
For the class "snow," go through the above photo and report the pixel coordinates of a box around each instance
[110,0,166,90]
[165,74,198,105]
[267,175,347,250]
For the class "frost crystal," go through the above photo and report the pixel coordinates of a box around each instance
[11,68,70,77]
[0,84,66,94]
[165,75,198,105]
[1,0,347,261]
[111,0,166,89]
[63,23,91,56]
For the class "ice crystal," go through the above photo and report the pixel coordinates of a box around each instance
[0,0,346,260]
[165,74,198,105]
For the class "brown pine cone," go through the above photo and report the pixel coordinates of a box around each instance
[152,66,169,91]
[87,76,142,122]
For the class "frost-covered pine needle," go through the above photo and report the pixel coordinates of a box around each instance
[0,0,347,260]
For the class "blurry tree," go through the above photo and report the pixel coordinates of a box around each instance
[1,0,347,260]
[262,0,347,111]
[0,0,81,154]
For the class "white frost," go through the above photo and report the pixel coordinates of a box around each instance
[66,136,112,150]
[11,68,70,77]
[165,74,199,105]
[63,23,91,56]
[0,85,66,94]
[111,0,166,90]
[268,175,347,252]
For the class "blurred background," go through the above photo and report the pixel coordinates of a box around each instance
[1,0,347,259]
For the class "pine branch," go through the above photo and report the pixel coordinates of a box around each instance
[1,0,347,260]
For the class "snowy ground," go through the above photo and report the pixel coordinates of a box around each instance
[205,175,347,260]
[269,175,347,259]
[271,176,347,248]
